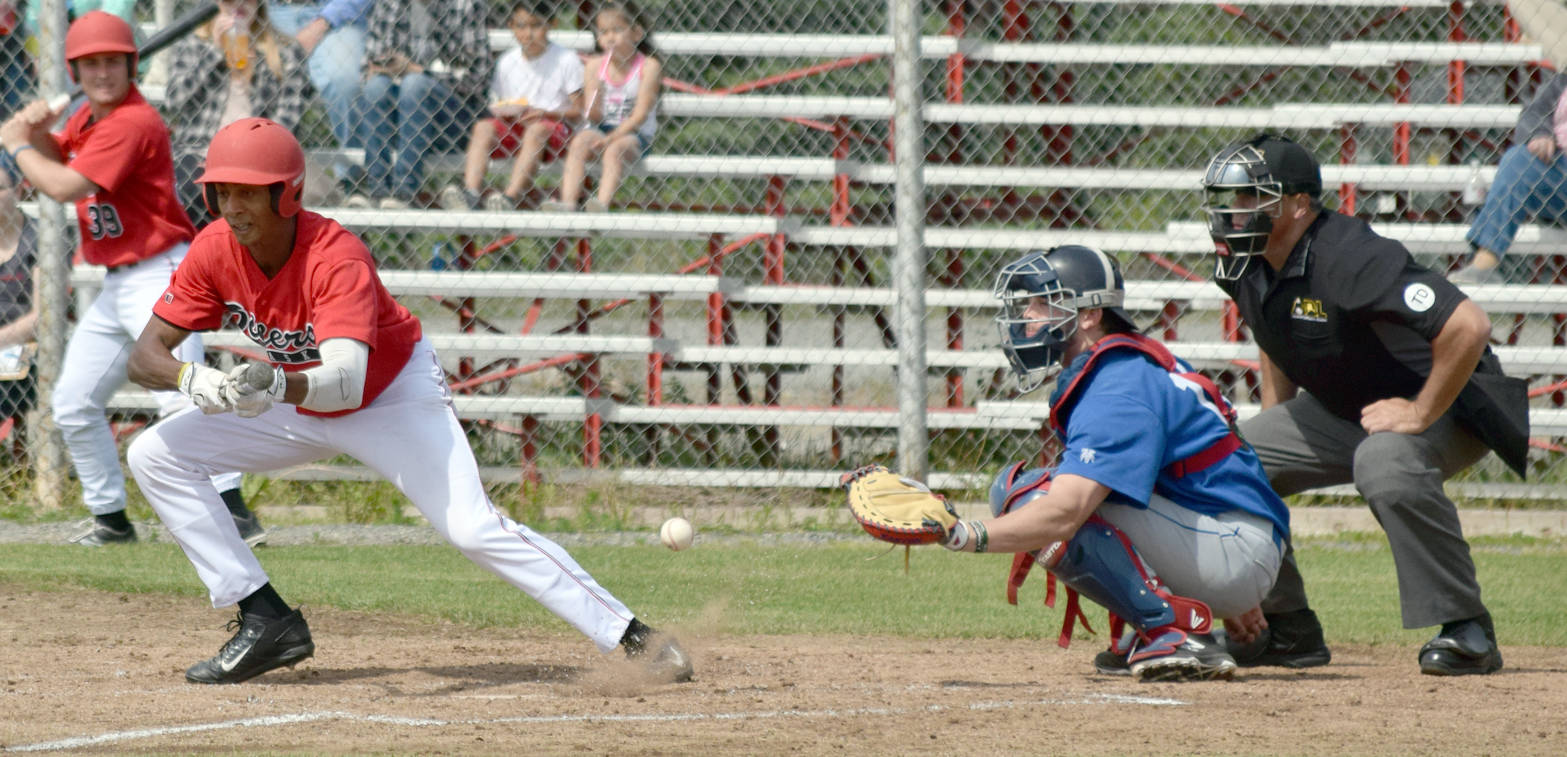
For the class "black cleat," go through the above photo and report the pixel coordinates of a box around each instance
[69,519,137,546]
[186,609,315,684]
[621,621,694,683]
[1229,608,1332,669]
[1419,613,1503,676]
[231,510,267,548]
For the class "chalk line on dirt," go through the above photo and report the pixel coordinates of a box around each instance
[5,693,1187,752]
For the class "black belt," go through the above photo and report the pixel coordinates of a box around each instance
[106,259,147,274]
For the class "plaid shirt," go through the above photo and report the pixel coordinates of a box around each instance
[365,0,492,100]
[162,35,314,156]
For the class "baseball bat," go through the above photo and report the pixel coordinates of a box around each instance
[49,1,221,109]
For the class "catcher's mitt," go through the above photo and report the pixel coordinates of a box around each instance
[841,464,958,545]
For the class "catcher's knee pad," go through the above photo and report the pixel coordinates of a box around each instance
[1045,515,1214,636]
[989,461,1053,518]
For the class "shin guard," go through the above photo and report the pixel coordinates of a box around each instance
[1044,515,1214,637]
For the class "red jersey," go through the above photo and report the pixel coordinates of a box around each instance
[53,86,194,267]
[153,210,423,417]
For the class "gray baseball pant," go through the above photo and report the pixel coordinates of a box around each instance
[1240,391,1491,629]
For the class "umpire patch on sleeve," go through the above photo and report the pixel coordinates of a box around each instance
[1402,283,1436,313]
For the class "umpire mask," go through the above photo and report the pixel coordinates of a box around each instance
[1202,135,1322,281]
[993,245,1132,394]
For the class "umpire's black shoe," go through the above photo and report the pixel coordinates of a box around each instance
[1419,613,1503,676]
[1229,608,1332,669]
[186,609,315,684]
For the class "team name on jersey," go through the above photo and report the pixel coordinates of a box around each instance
[223,302,322,365]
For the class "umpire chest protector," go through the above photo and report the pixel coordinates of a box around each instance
[1049,333,1242,478]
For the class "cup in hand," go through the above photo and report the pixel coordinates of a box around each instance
[222,27,251,71]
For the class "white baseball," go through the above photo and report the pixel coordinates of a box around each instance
[659,517,694,551]
[47,93,71,112]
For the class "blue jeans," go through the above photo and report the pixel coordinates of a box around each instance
[268,4,366,151]
[1466,143,1567,256]
[360,72,465,200]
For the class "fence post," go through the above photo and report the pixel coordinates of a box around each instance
[890,0,929,480]
[29,0,71,509]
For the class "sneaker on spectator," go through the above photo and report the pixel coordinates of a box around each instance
[540,199,576,212]
[484,193,517,212]
[583,198,609,213]
[1449,261,1504,285]
[439,184,480,211]
[378,196,411,210]
[344,193,374,209]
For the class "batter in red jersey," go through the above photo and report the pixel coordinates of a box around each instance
[0,11,257,546]
[125,117,693,686]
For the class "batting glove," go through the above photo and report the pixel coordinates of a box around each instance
[223,362,286,418]
[177,362,233,415]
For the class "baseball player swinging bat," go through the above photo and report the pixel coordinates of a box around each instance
[47,1,220,110]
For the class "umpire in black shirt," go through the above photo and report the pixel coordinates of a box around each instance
[1199,134,1528,677]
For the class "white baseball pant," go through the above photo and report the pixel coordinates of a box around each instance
[52,244,241,515]
[127,337,635,652]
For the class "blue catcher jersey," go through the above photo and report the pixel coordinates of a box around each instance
[1051,350,1289,543]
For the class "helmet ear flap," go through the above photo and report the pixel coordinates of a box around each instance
[203,184,221,216]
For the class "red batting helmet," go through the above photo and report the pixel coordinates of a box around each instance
[64,11,138,80]
[197,118,307,218]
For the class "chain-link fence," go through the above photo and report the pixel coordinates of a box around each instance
[2,0,1564,518]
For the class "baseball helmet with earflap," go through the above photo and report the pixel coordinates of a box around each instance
[196,117,307,218]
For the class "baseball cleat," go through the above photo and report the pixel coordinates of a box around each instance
[69,519,137,546]
[231,511,268,548]
[1419,613,1502,676]
[186,609,315,684]
[1092,627,1136,676]
[1128,629,1237,682]
[621,620,694,683]
[1228,608,1332,669]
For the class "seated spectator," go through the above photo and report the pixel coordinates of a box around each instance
[0,152,38,435]
[545,1,660,213]
[350,0,491,209]
[2,0,34,119]
[164,0,313,226]
[1453,72,1567,284]
[438,1,582,212]
[265,0,372,197]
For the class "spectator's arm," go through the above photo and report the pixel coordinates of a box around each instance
[582,57,604,124]
[362,2,396,68]
[605,56,662,141]
[317,0,373,29]
[0,267,40,349]
[1514,73,1567,145]
[558,89,585,124]
[452,1,494,99]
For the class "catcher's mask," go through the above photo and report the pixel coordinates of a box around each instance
[1200,134,1320,281]
[993,245,1133,393]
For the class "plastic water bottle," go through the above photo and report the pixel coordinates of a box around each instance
[222,12,251,71]
[430,242,448,271]
[1462,160,1487,206]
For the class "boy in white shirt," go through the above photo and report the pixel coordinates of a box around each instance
[440,1,583,211]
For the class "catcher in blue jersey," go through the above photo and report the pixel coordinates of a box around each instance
[849,245,1289,682]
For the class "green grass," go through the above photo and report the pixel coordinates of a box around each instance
[1,537,1563,647]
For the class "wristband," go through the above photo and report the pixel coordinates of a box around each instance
[176,362,194,394]
[970,520,990,554]
[9,144,35,160]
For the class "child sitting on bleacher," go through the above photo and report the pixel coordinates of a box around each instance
[544,1,660,213]
[439,1,583,212]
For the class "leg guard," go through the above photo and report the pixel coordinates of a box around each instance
[1044,514,1214,637]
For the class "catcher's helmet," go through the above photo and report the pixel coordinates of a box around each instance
[1200,134,1320,280]
[992,245,1133,393]
[197,118,307,218]
[64,11,137,81]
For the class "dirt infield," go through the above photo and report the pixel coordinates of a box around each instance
[2,583,1563,755]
